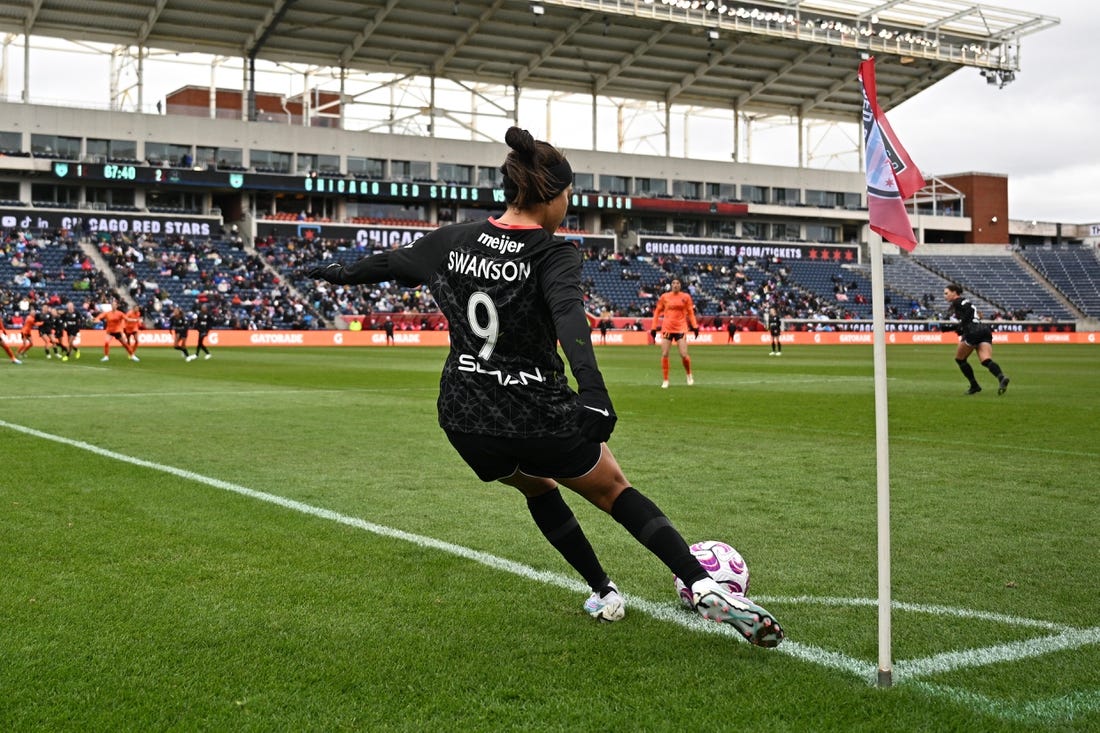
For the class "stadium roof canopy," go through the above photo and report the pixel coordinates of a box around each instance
[0,0,1059,122]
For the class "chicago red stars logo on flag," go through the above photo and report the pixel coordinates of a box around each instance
[859,58,925,251]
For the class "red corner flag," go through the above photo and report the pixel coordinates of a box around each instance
[859,58,925,251]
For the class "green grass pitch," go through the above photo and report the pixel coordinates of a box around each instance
[1,344,1097,731]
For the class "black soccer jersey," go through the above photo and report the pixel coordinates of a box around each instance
[170,313,189,332]
[947,296,993,344]
[337,218,610,438]
[768,313,782,335]
[195,311,213,333]
[947,296,980,332]
[38,312,57,335]
[59,308,83,334]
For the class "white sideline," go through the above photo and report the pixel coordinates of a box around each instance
[3,417,1098,722]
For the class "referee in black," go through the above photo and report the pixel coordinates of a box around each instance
[308,126,782,646]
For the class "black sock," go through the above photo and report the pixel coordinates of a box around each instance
[610,487,707,586]
[527,490,608,591]
[956,358,979,387]
[981,359,1004,379]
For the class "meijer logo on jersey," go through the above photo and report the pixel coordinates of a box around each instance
[476,231,526,254]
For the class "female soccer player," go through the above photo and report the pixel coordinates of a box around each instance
[123,304,143,358]
[1,314,23,364]
[93,301,137,362]
[308,127,782,647]
[16,309,37,360]
[650,277,698,388]
[170,307,195,362]
[767,306,783,356]
[943,283,1009,395]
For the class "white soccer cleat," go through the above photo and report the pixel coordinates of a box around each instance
[583,582,626,622]
[11,358,22,365]
[691,577,784,648]
[204,353,212,360]
[686,374,694,386]
[130,355,140,362]
[186,354,197,362]
[100,356,109,362]
[661,380,669,389]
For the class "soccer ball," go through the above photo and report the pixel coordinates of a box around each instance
[673,540,750,609]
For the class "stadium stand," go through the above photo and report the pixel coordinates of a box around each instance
[1019,247,1100,318]
[848,254,1000,319]
[913,253,1076,320]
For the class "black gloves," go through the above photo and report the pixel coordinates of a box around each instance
[306,262,347,284]
[576,395,617,443]
[691,327,700,337]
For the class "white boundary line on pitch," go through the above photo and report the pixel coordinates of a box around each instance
[3,417,1098,723]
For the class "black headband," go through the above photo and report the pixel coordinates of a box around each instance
[501,159,574,204]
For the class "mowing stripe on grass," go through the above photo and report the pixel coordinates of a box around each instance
[3,416,1097,724]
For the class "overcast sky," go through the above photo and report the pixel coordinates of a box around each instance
[889,0,1097,225]
[6,0,1094,225]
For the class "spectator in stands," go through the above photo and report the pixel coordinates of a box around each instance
[306,125,782,646]
[650,277,699,388]
[943,283,1010,396]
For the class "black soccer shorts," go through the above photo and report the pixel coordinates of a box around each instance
[445,430,602,483]
[962,324,994,347]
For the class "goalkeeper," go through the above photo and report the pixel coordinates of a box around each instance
[649,277,699,388]
[307,126,782,647]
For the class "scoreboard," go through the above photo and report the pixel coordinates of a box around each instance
[50,161,635,211]
[52,161,235,187]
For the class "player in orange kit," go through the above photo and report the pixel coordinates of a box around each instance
[1,313,23,364]
[93,300,138,362]
[123,304,144,359]
[16,309,37,359]
[650,277,698,388]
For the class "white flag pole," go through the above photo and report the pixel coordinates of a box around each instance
[869,230,893,688]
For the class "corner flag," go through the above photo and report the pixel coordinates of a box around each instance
[859,58,925,251]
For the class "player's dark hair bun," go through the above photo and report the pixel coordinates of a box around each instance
[505,126,536,163]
